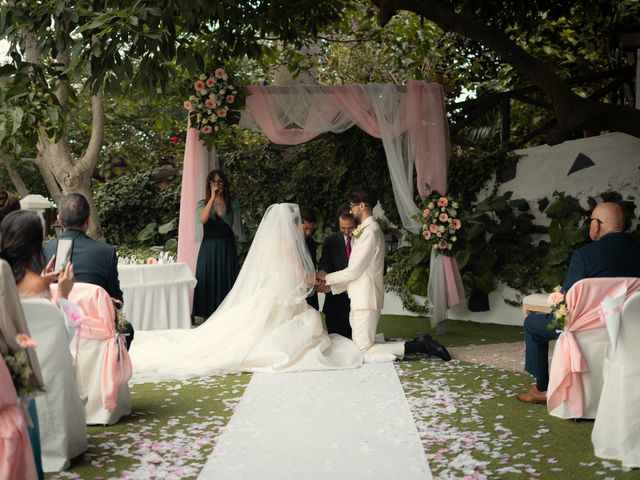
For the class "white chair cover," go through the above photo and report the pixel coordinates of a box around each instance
[64,283,131,425]
[592,292,640,468]
[20,299,87,473]
[549,328,609,419]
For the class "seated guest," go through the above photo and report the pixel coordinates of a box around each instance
[300,207,319,310]
[318,206,355,338]
[0,210,74,300]
[42,193,134,349]
[517,202,640,404]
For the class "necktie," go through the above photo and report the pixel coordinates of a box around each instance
[346,235,352,258]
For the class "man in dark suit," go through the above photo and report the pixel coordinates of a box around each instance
[317,206,356,338]
[517,202,640,404]
[300,207,320,310]
[43,193,134,349]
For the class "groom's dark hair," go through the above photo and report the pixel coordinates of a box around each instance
[349,187,378,210]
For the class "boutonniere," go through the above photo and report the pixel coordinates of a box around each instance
[352,224,367,239]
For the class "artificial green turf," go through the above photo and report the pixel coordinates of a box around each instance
[379,315,525,346]
[46,318,637,479]
[399,358,640,479]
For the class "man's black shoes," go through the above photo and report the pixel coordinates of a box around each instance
[413,333,452,361]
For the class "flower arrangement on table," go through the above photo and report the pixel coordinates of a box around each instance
[416,192,462,256]
[184,68,243,145]
[118,252,175,265]
[2,334,41,396]
[547,286,568,330]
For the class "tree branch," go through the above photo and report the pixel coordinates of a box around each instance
[373,0,640,143]
[32,154,62,203]
[78,90,104,173]
[0,153,29,197]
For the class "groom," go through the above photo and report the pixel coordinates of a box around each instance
[317,187,450,362]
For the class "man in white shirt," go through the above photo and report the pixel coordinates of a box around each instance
[318,188,450,362]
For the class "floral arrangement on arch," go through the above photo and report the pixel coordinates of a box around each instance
[547,286,568,330]
[184,68,243,141]
[417,192,462,256]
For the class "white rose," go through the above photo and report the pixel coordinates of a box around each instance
[436,232,442,237]
[438,225,445,233]
[452,202,459,209]
[447,244,453,250]
[451,236,457,242]
[427,202,434,209]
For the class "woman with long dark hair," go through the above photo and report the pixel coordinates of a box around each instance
[192,169,244,320]
[0,210,73,299]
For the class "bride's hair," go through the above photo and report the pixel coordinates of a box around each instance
[213,203,315,313]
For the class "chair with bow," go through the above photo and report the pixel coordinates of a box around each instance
[592,291,640,468]
[61,283,132,425]
[20,299,88,472]
[546,277,640,419]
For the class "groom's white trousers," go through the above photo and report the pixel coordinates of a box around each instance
[350,309,405,362]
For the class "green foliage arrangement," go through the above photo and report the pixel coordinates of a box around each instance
[386,187,638,314]
[222,127,399,236]
[93,171,180,246]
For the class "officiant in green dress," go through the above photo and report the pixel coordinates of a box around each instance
[192,170,244,320]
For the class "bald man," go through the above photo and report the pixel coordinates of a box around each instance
[517,202,640,404]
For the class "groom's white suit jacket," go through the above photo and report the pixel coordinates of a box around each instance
[325,216,384,311]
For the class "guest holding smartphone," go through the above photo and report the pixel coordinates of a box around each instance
[192,170,244,322]
[0,210,74,300]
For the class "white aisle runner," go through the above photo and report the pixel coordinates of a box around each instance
[198,363,432,479]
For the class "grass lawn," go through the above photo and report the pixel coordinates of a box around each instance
[46,317,638,479]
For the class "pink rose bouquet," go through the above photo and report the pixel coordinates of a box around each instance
[184,69,243,144]
[415,192,462,256]
[547,286,568,330]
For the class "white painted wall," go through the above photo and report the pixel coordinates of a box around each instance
[382,133,640,325]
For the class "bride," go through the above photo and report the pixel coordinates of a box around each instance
[130,203,363,381]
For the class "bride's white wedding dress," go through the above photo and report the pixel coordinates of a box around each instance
[130,204,363,382]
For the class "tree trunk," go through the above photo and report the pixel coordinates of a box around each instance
[26,39,105,238]
[373,0,640,144]
[0,154,30,197]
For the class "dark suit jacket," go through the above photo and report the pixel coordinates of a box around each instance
[305,237,319,310]
[43,230,123,302]
[318,232,352,338]
[563,232,640,292]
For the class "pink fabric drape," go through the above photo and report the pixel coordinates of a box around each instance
[177,82,449,274]
[547,277,640,418]
[442,256,465,307]
[65,283,133,411]
[177,128,203,274]
[0,356,37,480]
[245,81,447,195]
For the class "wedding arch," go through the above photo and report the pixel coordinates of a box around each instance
[176,80,463,328]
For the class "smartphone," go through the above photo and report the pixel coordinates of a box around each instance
[54,238,74,272]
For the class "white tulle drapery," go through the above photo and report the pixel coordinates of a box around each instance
[239,81,449,233]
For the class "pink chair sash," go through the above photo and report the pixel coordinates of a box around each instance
[0,357,37,480]
[547,277,640,417]
[64,283,132,411]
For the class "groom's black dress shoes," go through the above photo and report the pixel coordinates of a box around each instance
[414,333,452,361]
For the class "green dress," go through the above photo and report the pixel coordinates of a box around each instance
[192,200,240,318]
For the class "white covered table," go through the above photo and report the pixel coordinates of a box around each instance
[117,262,197,330]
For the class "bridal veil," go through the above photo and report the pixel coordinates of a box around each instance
[131,203,362,381]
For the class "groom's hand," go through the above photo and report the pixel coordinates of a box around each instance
[316,271,327,281]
